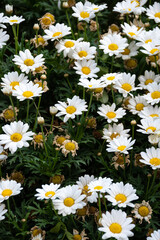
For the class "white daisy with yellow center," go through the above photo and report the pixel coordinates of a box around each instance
[0,180,22,203]
[136,29,159,48]
[52,185,86,216]
[100,73,122,86]
[0,121,34,154]
[78,78,107,89]
[102,123,130,142]
[114,72,140,97]
[131,0,147,15]
[55,95,88,123]
[86,3,107,13]
[132,200,152,223]
[61,140,79,157]
[5,15,25,25]
[35,183,60,200]
[146,2,160,23]
[138,70,160,90]
[88,177,112,193]
[13,49,45,74]
[99,32,128,56]
[147,229,160,240]
[73,59,100,79]
[141,42,160,56]
[106,182,139,208]
[139,105,160,119]
[12,81,43,101]
[137,118,160,135]
[106,136,135,154]
[44,23,71,41]
[143,82,160,105]
[98,209,135,240]
[72,41,97,60]
[128,95,148,115]
[1,71,29,93]
[140,147,160,170]
[113,0,137,14]
[0,204,7,221]
[98,103,126,123]
[0,29,9,49]
[121,22,144,40]
[116,41,139,60]
[0,145,7,161]
[72,1,95,23]
[0,13,7,29]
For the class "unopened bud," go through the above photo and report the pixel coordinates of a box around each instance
[40,74,47,80]
[64,73,69,78]
[131,120,137,125]
[37,117,44,125]
[33,23,40,31]
[2,86,12,95]
[97,152,101,156]
[62,2,69,8]
[5,4,13,14]
[21,219,26,222]
[49,106,58,115]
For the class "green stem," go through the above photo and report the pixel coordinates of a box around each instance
[145,175,151,200]
[66,76,72,91]
[49,115,54,132]
[110,55,114,73]
[12,25,18,54]
[123,153,126,179]
[96,14,100,44]
[148,169,158,196]
[98,192,102,218]
[40,125,48,158]
[9,95,17,121]
[84,24,88,41]
[66,10,75,40]
[26,100,30,123]
[33,96,41,131]
[126,14,130,24]
[85,92,93,119]
[111,84,115,104]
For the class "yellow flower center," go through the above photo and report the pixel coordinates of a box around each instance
[2,189,13,197]
[128,8,131,11]
[78,50,88,58]
[146,126,156,132]
[64,197,74,207]
[110,133,120,140]
[81,67,91,75]
[3,109,14,120]
[107,76,115,81]
[65,142,76,151]
[45,13,55,22]
[52,32,62,37]
[64,41,75,48]
[131,0,140,7]
[73,234,82,240]
[83,185,89,192]
[128,32,136,37]
[149,55,158,62]
[116,155,125,165]
[35,66,43,72]
[150,114,159,118]
[45,191,55,197]
[106,112,116,119]
[145,79,153,85]
[93,88,103,93]
[109,223,122,234]
[42,17,51,25]
[36,81,42,88]
[117,145,126,151]
[22,91,34,98]
[125,59,137,68]
[80,11,90,19]
[145,39,152,44]
[121,48,130,55]
[10,133,22,142]
[115,193,127,203]
[154,12,160,19]
[135,103,144,111]
[151,91,160,99]
[10,81,19,90]
[94,186,103,190]
[38,37,45,44]
[138,206,149,217]
[66,106,76,114]
[57,136,66,145]
[150,157,160,166]
[150,48,159,54]
[24,59,35,66]
[108,43,119,51]
[10,19,18,23]
[121,83,132,91]
[88,85,92,88]
[34,134,43,143]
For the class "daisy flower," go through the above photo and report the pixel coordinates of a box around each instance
[5,15,25,25]
[73,229,88,240]
[0,204,7,220]
[1,71,29,92]
[72,1,95,23]
[139,105,160,119]
[114,72,139,97]
[72,41,96,60]
[0,145,8,162]
[0,13,7,28]
[106,182,139,208]
[137,118,160,135]
[147,229,160,240]
[12,81,43,101]
[61,140,79,157]
[138,70,160,89]
[35,183,60,200]
[0,29,9,48]
[132,200,152,223]
[99,32,128,56]
[97,103,126,123]
[13,49,45,74]
[140,42,160,56]
[55,38,83,58]
[44,23,71,41]
[86,3,107,13]
[140,147,160,169]
[52,185,86,216]
[78,78,107,89]
[121,22,144,40]
[131,0,147,15]
[88,177,112,193]
[0,180,23,203]
[73,59,100,79]
[38,12,55,29]
[102,123,130,142]
[146,2,160,23]
[0,121,34,154]
[136,30,159,47]
[106,136,135,154]
[113,0,137,14]
[100,73,122,86]
[116,41,139,60]
[128,95,148,115]
[76,174,98,203]
[143,82,160,105]
[55,95,87,123]
[98,209,135,240]
[32,234,43,240]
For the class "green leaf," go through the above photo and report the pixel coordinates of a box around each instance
[65,231,73,240]
[50,222,62,233]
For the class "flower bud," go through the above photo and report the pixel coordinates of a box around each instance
[33,23,40,30]
[62,2,69,8]
[1,86,12,96]
[131,120,137,125]
[49,106,58,115]
[40,74,47,80]
[37,117,45,125]
[5,4,13,14]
